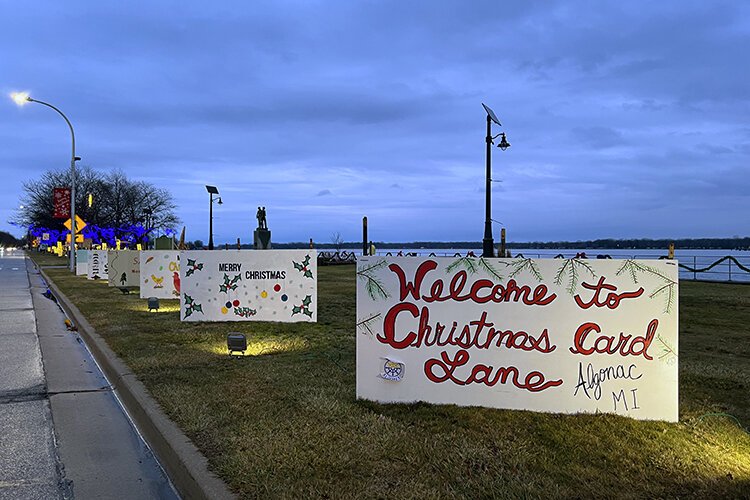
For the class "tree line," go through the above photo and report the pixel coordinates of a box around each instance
[271,238,750,251]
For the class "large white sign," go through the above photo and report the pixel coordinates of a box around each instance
[76,250,89,276]
[356,256,679,422]
[139,251,180,298]
[87,250,108,280]
[180,250,317,322]
[108,250,140,287]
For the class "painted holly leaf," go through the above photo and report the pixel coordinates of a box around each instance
[185,258,204,277]
[183,293,203,318]
[219,273,241,293]
[293,255,314,279]
[292,295,314,318]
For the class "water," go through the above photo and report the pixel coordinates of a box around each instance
[371,248,750,283]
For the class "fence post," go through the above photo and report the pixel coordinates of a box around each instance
[728,258,732,282]
[693,256,697,281]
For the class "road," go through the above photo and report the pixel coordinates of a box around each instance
[0,248,179,499]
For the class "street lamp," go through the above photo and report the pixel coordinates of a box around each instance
[205,185,222,250]
[11,92,80,272]
[481,103,510,258]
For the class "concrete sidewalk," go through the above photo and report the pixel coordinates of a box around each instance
[0,249,179,499]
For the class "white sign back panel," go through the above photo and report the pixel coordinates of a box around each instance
[180,250,317,322]
[139,251,180,298]
[76,250,89,276]
[356,257,678,422]
[87,250,108,280]
[107,250,141,287]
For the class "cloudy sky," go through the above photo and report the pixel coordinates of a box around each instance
[2,1,748,244]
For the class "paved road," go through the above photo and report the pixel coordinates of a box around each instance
[0,249,179,499]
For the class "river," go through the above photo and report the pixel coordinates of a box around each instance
[369,248,750,283]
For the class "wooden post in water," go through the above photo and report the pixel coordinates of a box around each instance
[500,228,506,258]
[362,217,368,256]
[668,242,674,259]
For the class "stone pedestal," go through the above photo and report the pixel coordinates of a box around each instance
[254,229,271,249]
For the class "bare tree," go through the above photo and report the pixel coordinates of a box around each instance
[13,166,179,242]
[330,231,344,253]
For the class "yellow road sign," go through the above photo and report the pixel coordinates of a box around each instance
[63,215,87,233]
[65,234,85,243]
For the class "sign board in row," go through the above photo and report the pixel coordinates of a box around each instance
[76,249,318,324]
[179,250,317,323]
[356,256,679,422]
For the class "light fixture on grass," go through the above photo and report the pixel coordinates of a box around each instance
[227,332,247,356]
[148,297,159,312]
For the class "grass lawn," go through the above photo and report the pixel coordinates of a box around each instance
[30,251,750,498]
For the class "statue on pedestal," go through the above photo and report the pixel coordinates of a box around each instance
[256,206,268,230]
[254,206,271,249]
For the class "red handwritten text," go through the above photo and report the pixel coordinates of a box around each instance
[574,276,644,310]
[389,261,557,306]
[424,350,563,392]
[569,319,658,359]
[379,303,556,353]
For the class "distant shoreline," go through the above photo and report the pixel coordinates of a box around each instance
[264,237,750,251]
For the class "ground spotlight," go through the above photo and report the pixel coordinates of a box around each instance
[148,297,160,312]
[227,332,247,356]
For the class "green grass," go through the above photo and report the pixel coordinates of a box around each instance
[31,252,750,498]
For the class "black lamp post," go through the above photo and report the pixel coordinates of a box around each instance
[481,103,510,258]
[206,185,222,250]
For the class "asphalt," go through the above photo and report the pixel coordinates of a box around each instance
[0,248,179,500]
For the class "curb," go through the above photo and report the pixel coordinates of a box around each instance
[39,267,235,500]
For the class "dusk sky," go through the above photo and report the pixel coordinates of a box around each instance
[2,1,749,244]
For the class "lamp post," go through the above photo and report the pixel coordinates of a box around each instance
[481,103,510,258]
[12,92,80,272]
[205,185,222,250]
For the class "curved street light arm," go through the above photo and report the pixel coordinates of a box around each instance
[28,97,78,272]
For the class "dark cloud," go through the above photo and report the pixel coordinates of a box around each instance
[1,1,748,242]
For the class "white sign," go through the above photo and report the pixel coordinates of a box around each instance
[180,250,317,322]
[356,256,679,422]
[76,250,89,276]
[87,250,108,280]
[108,250,140,287]
[139,251,180,298]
